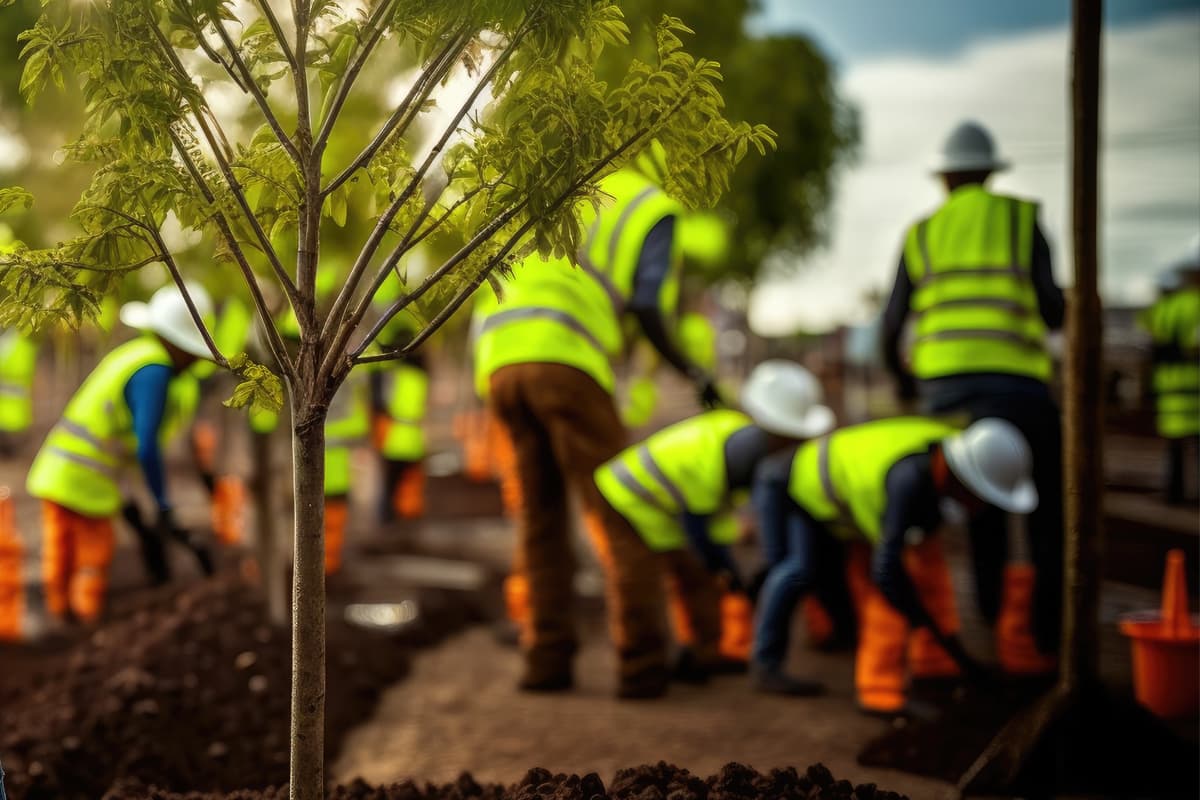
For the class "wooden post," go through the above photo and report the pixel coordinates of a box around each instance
[1060,0,1104,696]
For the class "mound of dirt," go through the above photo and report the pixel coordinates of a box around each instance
[99,762,908,799]
[0,572,480,800]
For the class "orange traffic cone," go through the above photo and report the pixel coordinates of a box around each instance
[0,486,24,641]
[1120,549,1200,718]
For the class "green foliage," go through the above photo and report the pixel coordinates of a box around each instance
[0,186,32,214]
[223,352,284,414]
[3,0,769,391]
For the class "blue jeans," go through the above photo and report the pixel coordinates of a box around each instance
[752,474,821,668]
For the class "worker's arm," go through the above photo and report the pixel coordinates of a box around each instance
[879,252,917,399]
[681,512,743,591]
[124,364,173,513]
[1031,222,1065,330]
[629,217,719,405]
[872,455,939,629]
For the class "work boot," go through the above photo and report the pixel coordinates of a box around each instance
[518,651,574,693]
[857,697,941,724]
[751,664,825,696]
[617,664,669,700]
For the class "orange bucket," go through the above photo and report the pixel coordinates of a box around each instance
[1119,549,1200,719]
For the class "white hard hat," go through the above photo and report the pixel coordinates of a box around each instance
[120,283,214,359]
[931,120,1009,175]
[740,360,836,439]
[943,418,1037,514]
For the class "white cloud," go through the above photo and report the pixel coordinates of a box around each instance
[749,13,1200,336]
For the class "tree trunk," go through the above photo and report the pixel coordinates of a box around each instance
[253,428,287,627]
[1060,0,1104,695]
[289,414,326,800]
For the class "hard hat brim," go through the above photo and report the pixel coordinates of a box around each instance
[930,155,1010,175]
[944,436,1039,514]
[742,395,836,440]
[120,300,214,360]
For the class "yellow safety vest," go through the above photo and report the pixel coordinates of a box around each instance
[324,371,370,497]
[192,298,253,380]
[0,331,38,434]
[788,417,957,544]
[380,362,428,461]
[1141,288,1200,438]
[595,409,752,551]
[473,167,683,396]
[27,337,176,517]
[904,186,1050,382]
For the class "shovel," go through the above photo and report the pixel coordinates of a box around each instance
[122,503,215,578]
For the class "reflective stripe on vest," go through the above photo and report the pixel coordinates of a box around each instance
[473,168,683,396]
[905,187,1049,381]
[595,410,752,551]
[789,417,957,543]
[27,337,174,517]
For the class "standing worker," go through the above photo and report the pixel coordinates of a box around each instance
[27,284,214,623]
[752,417,1037,712]
[371,313,430,524]
[594,360,834,685]
[1140,245,1200,504]
[0,226,36,457]
[880,120,1065,660]
[473,146,721,698]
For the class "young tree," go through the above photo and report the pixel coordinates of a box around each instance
[0,0,771,796]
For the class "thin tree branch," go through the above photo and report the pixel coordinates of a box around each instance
[208,15,304,166]
[253,0,298,72]
[142,221,231,369]
[144,17,299,305]
[321,29,469,198]
[169,130,297,381]
[312,0,399,153]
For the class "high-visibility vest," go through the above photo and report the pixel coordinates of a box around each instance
[620,374,659,428]
[473,167,683,396]
[1142,288,1200,438]
[0,331,38,434]
[324,371,370,497]
[788,417,957,544]
[192,298,253,380]
[595,409,752,551]
[27,337,175,517]
[379,362,428,461]
[904,186,1050,382]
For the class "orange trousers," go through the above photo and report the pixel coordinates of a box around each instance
[324,498,348,575]
[41,501,115,623]
[212,475,246,546]
[851,538,961,713]
[388,463,427,519]
[0,516,22,640]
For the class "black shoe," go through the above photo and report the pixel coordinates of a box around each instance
[751,664,825,696]
[671,648,710,685]
[618,666,669,700]
[857,698,940,723]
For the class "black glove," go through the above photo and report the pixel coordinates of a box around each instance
[896,372,918,401]
[123,503,170,586]
[694,374,724,409]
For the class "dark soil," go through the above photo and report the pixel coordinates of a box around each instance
[99,761,909,799]
[0,571,481,800]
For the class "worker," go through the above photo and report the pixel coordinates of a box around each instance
[0,226,36,458]
[620,311,717,429]
[370,310,430,524]
[27,284,215,623]
[880,120,1065,661]
[595,360,835,683]
[752,417,1036,712]
[473,143,721,698]
[1140,248,1200,504]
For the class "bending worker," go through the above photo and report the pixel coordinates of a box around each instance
[473,145,720,698]
[595,360,834,686]
[27,284,214,623]
[1140,248,1200,504]
[752,417,1037,713]
[881,120,1065,660]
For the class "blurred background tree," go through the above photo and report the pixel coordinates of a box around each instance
[597,0,859,284]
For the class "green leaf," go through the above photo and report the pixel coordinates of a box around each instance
[0,188,34,215]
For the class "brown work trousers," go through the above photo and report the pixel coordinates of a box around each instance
[489,363,668,680]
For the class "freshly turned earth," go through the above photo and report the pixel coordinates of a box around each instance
[100,762,910,799]
[0,572,480,800]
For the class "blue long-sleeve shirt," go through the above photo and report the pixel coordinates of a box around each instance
[124,363,173,511]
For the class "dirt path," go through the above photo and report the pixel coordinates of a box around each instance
[330,625,949,798]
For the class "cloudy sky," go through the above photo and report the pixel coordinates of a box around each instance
[746,1,1200,335]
